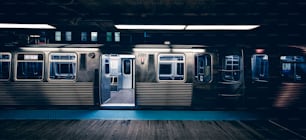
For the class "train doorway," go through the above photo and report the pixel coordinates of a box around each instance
[100,54,135,107]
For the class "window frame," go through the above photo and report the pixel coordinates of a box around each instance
[195,54,213,83]
[48,53,77,81]
[0,52,11,81]
[14,53,44,81]
[221,55,241,82]
[157,54,186,82]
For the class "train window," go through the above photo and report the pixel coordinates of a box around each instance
[222,55,240,82]
[123,60,131,75]
[16,54,44,80]
[49,53,77,80]
[114,32,120,42]
[80,54,86,70]
[158,54,185,81]
[0,53,11,80]
[252,54,269,82]
[280,56,306,82]
[55,31,61,41]
[195,54,212,83]
[91,32,98,42]
[65,31,72,41]
[81,32,87,41]
[106,32,112,42]
[105,59,110,74]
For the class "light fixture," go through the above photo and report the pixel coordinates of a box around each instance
[115,25,186,30]
[0,23,56,29]
[185,25,260,30]
[115,24,260,30]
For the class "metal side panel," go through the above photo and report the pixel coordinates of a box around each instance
[0,82,94,105]
[135,82,192,106]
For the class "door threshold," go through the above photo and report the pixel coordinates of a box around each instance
[101,103,135,107]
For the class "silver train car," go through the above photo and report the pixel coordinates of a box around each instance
[0,44,305,109]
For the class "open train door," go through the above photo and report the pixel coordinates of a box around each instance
[100,54,135,107]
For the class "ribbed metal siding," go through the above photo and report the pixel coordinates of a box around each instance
[0,82,94,105]
[136,82,192,106]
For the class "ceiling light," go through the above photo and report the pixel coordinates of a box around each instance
[0,23,56,29]
[185,25,260,30]
[115,25,186,30]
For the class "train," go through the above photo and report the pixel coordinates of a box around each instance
[0,44,305,110]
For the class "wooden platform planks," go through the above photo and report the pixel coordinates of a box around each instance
[0,120,302,140]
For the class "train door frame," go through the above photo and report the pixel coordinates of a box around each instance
[99,54,135,108]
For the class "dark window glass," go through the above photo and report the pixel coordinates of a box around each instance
[105,64,110,74]
[51,55,75,60]
[80,54,86,70]
[0,54,10,80]
[280,56,306,82]
[17,62,43,79]
[0,54,10,59]
[123,60,131,74]
[0,62,10,79]
[159,64,172,74]
[50,62,76,79]
[177,63,184,75]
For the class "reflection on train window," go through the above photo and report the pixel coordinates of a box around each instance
[251,54,269,82]
[0,53,11,80]
[158,54,185,81]
[16,54,44,80]
[195,54,212,83]
[222,55,240,81]
[49,53,76,80]
[123,60,131,75]
[280,56,306,82]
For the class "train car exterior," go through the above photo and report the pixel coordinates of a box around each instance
[244,46,306,110]
[0,44,305,110]
[0,44,102,106]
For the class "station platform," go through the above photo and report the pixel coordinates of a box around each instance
[0,110,305,140]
